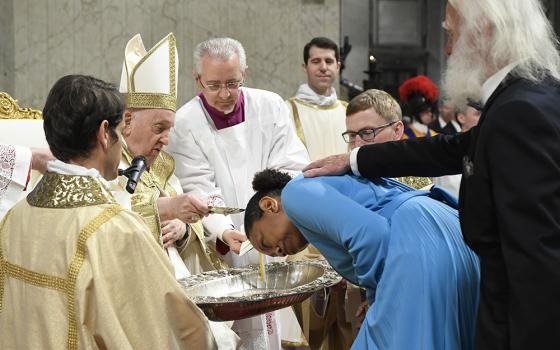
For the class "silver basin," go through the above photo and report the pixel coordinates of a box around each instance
[179,260,342,321]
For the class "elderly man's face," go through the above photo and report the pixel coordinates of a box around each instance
[122,108,175,167]
[444,3,461,56]
[197,53,244,113]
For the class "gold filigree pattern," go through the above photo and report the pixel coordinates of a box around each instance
[27,173,116,208]
[0,92,43,120]
[0,204,123,350]
[393,176,433,190]
[125,93,176,112]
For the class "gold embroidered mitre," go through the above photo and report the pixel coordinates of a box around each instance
[119,33,178,111]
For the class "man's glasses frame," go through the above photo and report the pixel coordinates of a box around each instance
[197,75,243,92]
[341,121,398,143]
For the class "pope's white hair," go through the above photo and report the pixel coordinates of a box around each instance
[193,37,248,75]
[449,0,560,82]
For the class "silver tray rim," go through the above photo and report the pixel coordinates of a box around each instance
[179,259,342,305]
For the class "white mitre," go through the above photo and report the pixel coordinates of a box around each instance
[119,32,178,111]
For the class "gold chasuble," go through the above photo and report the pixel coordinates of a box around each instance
[121,147,225,273]
[0,173,217,349]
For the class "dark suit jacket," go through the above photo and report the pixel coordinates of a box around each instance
[355,76,560,350]
[428,118,446,134]
[429,118,459,135]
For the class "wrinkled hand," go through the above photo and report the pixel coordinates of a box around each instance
[303,153,351,178]
[30,148,55,174]
[159,194,210,223]
[161,219,187,248]
[222,229,247,254]
[354,300,369,329]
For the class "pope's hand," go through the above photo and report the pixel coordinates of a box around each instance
[161,219,187,248]
[222,229,247,254]
[158,194,209,223]
[303,153,351,178]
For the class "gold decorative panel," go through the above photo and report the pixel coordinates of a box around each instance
[0,92,42,120]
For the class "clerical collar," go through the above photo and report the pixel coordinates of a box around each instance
[198,90,245,130]
[295,83,338,106]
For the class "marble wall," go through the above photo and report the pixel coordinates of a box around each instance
[2,0,340,109]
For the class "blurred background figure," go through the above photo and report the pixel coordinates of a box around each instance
[398,75,439,139]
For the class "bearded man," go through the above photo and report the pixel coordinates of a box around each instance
[302,1,560,349]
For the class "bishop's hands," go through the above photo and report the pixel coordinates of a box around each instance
[157,194,210,224]
[161,219,187,248]
[303,152,351,178]
[222,229,247,254]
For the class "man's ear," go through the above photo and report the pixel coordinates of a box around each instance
[301,62,308,74]
[122,110,133,137]
[97,120,110,152]
[259,196,279,213]
[393,120,405,140]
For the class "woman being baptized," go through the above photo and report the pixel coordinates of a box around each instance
[244,169,480,350]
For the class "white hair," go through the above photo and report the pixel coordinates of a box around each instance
[449,0,560,82]
[193,37,248,75]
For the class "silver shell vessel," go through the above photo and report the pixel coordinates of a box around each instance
[179,259,342,321]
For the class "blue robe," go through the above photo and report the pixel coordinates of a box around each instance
[282,175,480,350]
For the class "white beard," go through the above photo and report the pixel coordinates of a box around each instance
[442,38,487,111]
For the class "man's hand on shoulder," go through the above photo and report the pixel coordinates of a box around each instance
[303,152,351,178]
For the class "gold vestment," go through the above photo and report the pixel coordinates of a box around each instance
[0,173,217,349]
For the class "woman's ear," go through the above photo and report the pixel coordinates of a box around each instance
[258,196,279,213]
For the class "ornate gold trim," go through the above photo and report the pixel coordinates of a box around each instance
[393,176,433,190]
[169,34,177,99]
[288,99,307,147]
[65,205,123,349]
[0,204,123,350]
[125,92,176,111]
[27,173,116,208]
[0,92,43,120]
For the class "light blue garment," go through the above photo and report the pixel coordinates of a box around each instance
[282,175,480,350]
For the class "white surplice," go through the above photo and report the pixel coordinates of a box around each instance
[0,144,31,220]
[168,87,310,350]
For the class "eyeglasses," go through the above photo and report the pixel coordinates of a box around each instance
[341,121,397,143]
[197,76,243,92]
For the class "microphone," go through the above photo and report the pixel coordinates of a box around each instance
[118,156,147,194]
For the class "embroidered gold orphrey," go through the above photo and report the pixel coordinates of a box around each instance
[0,173,123,350]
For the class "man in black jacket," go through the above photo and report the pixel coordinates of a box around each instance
[303,1,560,349]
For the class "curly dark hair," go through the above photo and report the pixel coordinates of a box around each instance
[244,169,292,237]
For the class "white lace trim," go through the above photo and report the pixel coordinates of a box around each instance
[0,144,17,199]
